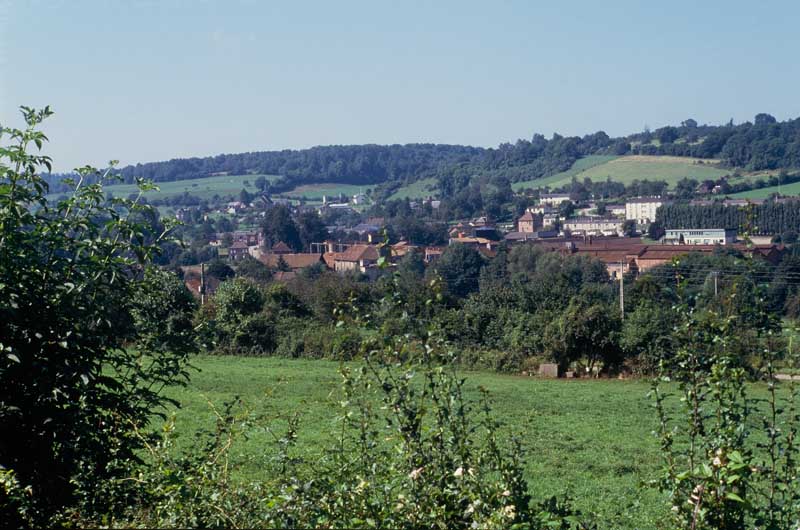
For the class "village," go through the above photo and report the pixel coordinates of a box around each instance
[179,189,789,298]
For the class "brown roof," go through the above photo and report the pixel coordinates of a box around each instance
[230,241,249,249]
[519,211,535,221]
[322,252,336,268]
[258,253,322,269]
[335,244,380,262]
[271,241,293,253]
[272,271,297,282]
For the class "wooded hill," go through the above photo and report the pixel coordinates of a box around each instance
[44,113,800,196]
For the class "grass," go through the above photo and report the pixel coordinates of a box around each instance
[162,355,668,527]
[729,180,800,199]
[51,174,282,202]
[513,155,731,191]
[389,177,439,200]
[277,182,368,201]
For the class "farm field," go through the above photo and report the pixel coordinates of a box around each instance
[162,355,668,528]
[277,182,369,201]
[513,155,730,191]
[729,180,800,199]
[389,177,439,200]
[54,173,282,201]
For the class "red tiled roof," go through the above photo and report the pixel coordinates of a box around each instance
[519,211,535,221]
[335,244,380,262]
[258,253,322,269]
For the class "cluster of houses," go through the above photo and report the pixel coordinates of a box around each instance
[184,190,788,302]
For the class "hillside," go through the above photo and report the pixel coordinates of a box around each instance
[43,112,800,201]
[512,155,730,191]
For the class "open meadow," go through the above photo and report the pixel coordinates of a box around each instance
[389,177,439,200]
[512,155,731,191]
[56,173,283,201]
[162,355,670,528]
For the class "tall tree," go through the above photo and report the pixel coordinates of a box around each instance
[261,205,302,251]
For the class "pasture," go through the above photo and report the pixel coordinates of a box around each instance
[389,177,439,200]
[277,182,368,201]
[85,173,281,201]
[513,155,730,191]
[162,355,668,528]
[729,180,800,199]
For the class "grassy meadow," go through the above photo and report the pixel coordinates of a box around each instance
[65,173,282,202]
[277,182,368,201]
[513,155,731,191]
[729,180,800,199]
[162,355,669,528]
[389,177,439,200]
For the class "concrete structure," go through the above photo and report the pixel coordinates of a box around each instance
[625,197,669,223]
[563,216,624,236]
[664,228,737,246]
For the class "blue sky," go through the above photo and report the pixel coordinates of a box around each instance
[1,0,799,171]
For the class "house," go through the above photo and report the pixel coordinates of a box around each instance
[517,211,542,233]
[184,274,220,300]
[529,236,647,278]
[663,228,737,246]
[350,223,381,242]
[258,252,324,270]
[424,247,444,263]
[562,216,624,236]
[448,237,500,251]
[332,244,381,278]
[539,193,571,206]
[269,241,293,254]
[231,230,262,246]
[228,241,250,261]
[352,193,368,205]
[625,197,670,224]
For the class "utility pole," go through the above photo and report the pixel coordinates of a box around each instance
[619,259,624,320]
[713,271,719,297]
[200,262,206,306]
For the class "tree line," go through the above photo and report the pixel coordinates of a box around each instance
[656,199,800,236]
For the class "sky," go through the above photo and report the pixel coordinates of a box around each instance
[1,0,799,171]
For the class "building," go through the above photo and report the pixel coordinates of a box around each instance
[663,228,737,246]
[606,204,626,217]
[517,211,542,233]
[424,247,444,263]
[625,197,670,224]
[332,244,381,278]
[562,216,624,236]
[539,193,571,206]
[258,252,323,270]
[228,240,250,261]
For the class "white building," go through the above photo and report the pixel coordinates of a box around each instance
[562,216,624,236]
[539,193,571,206]
[625,197,670,223]
[664,228,737,245]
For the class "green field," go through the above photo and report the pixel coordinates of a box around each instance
[513,155,731,191]
[277,182,368,201]
[56,173,283,201]
[163,356,667,528]
[389,177,439,200]
[729,180,800,199]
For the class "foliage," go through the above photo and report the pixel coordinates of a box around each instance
[0,107,196,526]
[651,289,800,528]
